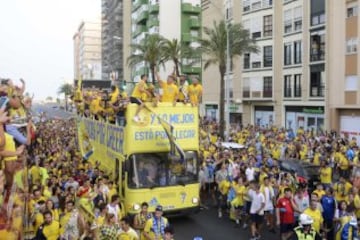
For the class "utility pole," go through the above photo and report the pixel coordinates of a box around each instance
[225,16,231,141]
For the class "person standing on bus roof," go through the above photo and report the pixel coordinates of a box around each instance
[188,77,202,107]
[156,72,179,106]
[131,74,154,122]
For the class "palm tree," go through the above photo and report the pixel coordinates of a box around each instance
[200,20,258,140]
[127,34,166,84]
[161,38,194,77]
[57,83,73,111]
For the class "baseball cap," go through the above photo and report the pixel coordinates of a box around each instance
[155,205,163,212]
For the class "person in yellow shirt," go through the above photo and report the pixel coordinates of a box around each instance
[303,199,323,234]
[41,211,60,240]
[230,176,246,225]
[177,74,189,103]
[156,72,179,104]
[319,160,332,188]
[334,176,353,202]
[143,205,169,240]
[131,74,154,122]
[118,216,139,240]
[312,183,326,200]
[188,77,202,106]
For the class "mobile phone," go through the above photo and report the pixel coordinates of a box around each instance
[0,97,9,110]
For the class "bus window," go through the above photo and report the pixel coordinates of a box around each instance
[127,152,198,189]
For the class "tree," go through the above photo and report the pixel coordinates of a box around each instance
[57,83,73,111]
[46,96,53,102]
[161,38,194,77]
[127,34,166,84]
[200,20,258,140]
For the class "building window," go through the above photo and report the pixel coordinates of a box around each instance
[263,0,272,8]
[243,0,250,12]
[310,31,325,61]
[294,40,302,64]
[263,15,273,37]
[252,0,261,10]
[345,75,358,91]
[294,74,301,97]
[243,77,250,98]
[263,46,272,67]
[284,43,292,65]
[243,53,250,69]
[263,77,272,98]
[346,38,358,54]
[310,64,325,97]
[284,9,292,34]
[347,5,358,18]
[311,0,325,26]
[294,6,302,31]
[284,75,292,97]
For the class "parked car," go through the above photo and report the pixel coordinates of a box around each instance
[278,159,320,191]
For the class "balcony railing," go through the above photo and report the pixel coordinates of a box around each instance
[182,3,201,14]
[310,86,325,97]
[189,18,200,29]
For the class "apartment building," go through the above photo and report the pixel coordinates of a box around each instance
[328,0,360,141]
[73,20,102,80]
[202,0,328,132]
[130,0,201,82]
[101,0,132,83]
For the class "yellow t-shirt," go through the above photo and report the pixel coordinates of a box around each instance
[160,82,179,102]
[34,213,44,231]
[303,208,323,233]
[312,189,326,199]
[334,182,353,202]
[132,80,148,100]
[188,84,202,105]
[231,184,246,207]
[320,167,332,184]
[43,221,60,240]
[118,228,139,240]
[3,133,17,162]
[30,165,41,184]
[144,217,169,240]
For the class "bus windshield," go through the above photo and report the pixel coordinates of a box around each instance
[128,151,198,189]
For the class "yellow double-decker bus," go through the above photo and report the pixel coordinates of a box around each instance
[77,103,200,216]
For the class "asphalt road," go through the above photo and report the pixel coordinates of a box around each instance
[171,208,279,240]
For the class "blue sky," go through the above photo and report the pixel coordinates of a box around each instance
[0,0,100,100]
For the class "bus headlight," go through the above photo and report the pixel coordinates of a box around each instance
[133,203,140,211]
[192,197,199,204]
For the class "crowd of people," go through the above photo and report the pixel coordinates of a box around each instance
[1,71,360,240]
[199,119,360,240]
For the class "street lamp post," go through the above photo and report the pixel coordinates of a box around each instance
[225,17,231,142]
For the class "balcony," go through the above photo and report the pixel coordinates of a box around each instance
[182,3,201,14]
[182,33,199,42]
[182,65,201,74]
[147,17,159,28]
[133,25,148,37]
[136,10,149,24]
[149,4,159,13]
[189,18,200,29]
[132,0,148,11]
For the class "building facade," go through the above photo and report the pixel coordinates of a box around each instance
[102,0,125,82]
[73,20,102,80]
[130,0,201,82]
[202,0,329,133]
[328,0,360,143]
